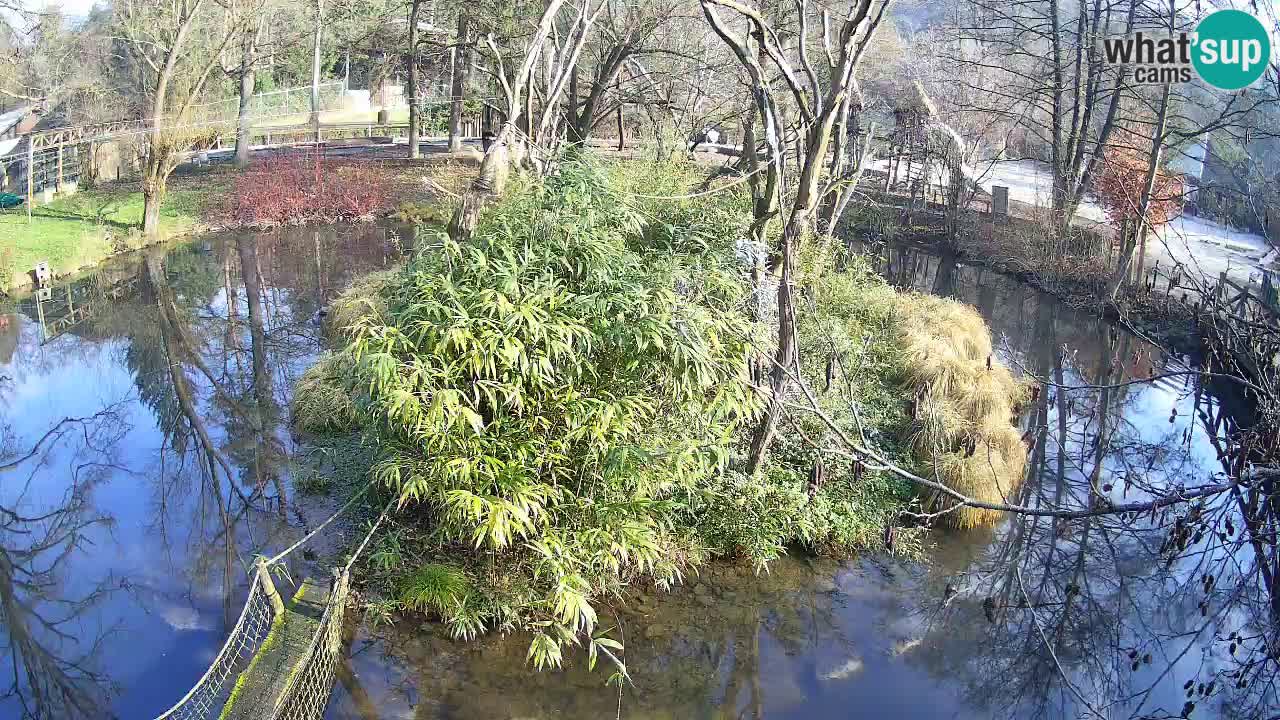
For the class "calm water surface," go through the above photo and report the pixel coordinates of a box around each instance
[2,234,1274,719]
[0,224,404,719]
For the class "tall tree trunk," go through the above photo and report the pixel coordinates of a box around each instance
[1108,3,1173,301]
[614,78,624,151]
[447,0,569,242]
[745,226,796,473]
[142,38,179,238]
[1108,96,1170,300]
[142,165,165,237]
[309,0,324,143]
[567,66,579,141]
[136,0,213,238]
[448,124,513,241]
[447,12,471,152]
[1047,0,1067,242]
[234,31,257,168]
[407,0,422,159]
[747,195,822,480]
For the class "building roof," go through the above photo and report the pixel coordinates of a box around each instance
[0,137,23,160]
[0,106,31,137]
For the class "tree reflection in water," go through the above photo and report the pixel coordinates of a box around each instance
[0,412,126,719]
[878,244,1280,720]
[0,224,404,719]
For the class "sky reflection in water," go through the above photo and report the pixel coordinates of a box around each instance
[1,234,1274,720]
[0,225,403,719]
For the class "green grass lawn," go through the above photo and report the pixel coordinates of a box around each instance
[1,177,223,291]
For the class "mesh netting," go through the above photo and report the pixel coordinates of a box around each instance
[151,489,379,720]
[154,574,275,720]
[270,572,351,720]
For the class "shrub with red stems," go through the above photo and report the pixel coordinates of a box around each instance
[221,151,396,228]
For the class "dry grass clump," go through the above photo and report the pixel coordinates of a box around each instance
[292,352,360,434]
[904,392,968,456]
[895,294,1029,529]
[960,210,1112,292]
[295,269,401,434]
[325,267,400,340]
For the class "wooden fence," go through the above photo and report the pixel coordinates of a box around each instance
[1143,261,1280,327]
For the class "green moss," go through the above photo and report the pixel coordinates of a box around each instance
[217,614,286,720]
[216,580,315,720]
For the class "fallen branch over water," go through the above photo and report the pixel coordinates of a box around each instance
[775,345,1276,521]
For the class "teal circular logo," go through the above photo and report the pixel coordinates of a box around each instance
[1193,10,1271,90]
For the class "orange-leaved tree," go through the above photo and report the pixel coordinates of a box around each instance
[1094,144,1184,231]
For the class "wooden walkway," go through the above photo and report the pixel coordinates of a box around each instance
[221,577,328,720]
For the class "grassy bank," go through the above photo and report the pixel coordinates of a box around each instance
[292,156,1026,671]
[1,177,223,292]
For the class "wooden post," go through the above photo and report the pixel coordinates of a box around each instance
[615,77,625,152]
[991,186,1010,218]
[328,568,346,653]
[35,289,47,339]
[26,137,34,221]
[56,143,64,192]
[256,557,286,617]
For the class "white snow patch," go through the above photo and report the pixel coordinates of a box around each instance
[968,159,1275,288]
[973,159,1107,223]
[1149,214,1274,287]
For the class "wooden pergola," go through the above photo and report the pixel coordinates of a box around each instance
[24,119,146,217]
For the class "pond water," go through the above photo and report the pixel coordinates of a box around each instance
[1,233,1274,719]
[0,224,405,719]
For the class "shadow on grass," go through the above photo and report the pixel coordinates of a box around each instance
[32,193,139,231]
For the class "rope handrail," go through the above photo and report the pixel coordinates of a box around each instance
[269,572,346,717]
[153,573,269,720]
[265,481,375,565]
[154,479,397,718]
[344,496,398,574]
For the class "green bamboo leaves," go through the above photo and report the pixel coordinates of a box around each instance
[337,159,757,669]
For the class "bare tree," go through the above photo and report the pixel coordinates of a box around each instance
[447,11,472,152]
[700,0,893,473]
[115,0,236,237]
[447,0,603,241]
[231,3,272,168]
[564,0,671,144]
[407,0,424,159]
[309,0,325,142]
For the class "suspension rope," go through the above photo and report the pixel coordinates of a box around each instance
[343,495,399,574]
[266,480,374,565]
[617,162,768,200]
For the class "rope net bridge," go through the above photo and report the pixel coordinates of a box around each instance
[153,492,391,720]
